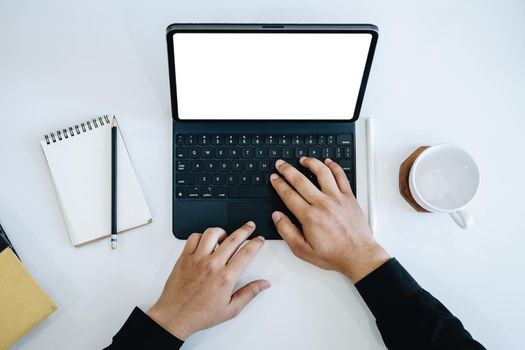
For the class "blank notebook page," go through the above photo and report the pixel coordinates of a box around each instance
[40,119,152,246]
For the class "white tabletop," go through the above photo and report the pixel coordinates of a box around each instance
[1,1,524,349]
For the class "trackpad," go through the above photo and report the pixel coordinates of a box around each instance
[228,202,282,239]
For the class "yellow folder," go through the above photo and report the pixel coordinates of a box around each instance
[0,248,57,350]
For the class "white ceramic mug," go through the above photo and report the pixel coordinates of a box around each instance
[408,144,480,229]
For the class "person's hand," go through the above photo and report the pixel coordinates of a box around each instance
[270,157,390,283]
[147,222,270,340]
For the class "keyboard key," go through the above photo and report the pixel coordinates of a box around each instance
[201,186,213,198]
[259,160,271,171]
[265,135,276,145]
[198,174,211,185]
[185,135,196,145]
[336,134,352,145]
[192,160,203,171]
[188,148,200,158]
[188,186,200,198]
[253,173,265,184]
[282,147,294,158]
[229,147,240,158]
[252,135,263,145]
[335,147,343,159]
[322,147,334,159]
[339,160,352,171]
[246,160,258,171]
[213,174,225,184]
[238,135,249,145]
[239,174,250,184]
[176,134,184,145]
[202,147,214,158]
[176,160,190,172]
[199,135,209,145]
[278,135,290,145]
[232,160,245,171]
[216,147,227,158]
[212,135,223,145]
[225,135,236,145]
[344,147,352,159]
[318,135,326,145]
[226,174,238,184]
[292,135,303,145]
[269,147,281,158]
[327,135,335,145]
[218,160,230,172]
[176,147,187,159]
[305,135,315,145]
[308,147,321,158]
[213,186,227,198]
[241,147,255,158]
[255,147,268,158]
[229,186,273,198]
[175,186,187,198]
[176,173,195,185]
[295,147,307,158]
[204,160,218,171]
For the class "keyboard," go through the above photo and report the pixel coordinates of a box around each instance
[175,134,354,199]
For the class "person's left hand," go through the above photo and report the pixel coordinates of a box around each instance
[147,222,270,340]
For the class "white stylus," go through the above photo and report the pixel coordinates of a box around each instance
[366,118,377,233]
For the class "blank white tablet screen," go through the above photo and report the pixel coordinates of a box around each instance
[172,33,372,120]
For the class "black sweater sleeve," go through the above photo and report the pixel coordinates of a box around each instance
[355,258,485,350]
[104,307,184,350]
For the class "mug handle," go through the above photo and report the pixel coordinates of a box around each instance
[449,210,474,229]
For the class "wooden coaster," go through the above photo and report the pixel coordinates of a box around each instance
[399,146,430,213]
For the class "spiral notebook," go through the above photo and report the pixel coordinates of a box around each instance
[40,116,152,246]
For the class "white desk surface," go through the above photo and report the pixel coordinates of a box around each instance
[1,1,524,349]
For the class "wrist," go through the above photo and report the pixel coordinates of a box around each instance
[341,242,390,283]
[147,302,194,341]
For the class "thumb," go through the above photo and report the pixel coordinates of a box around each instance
[272,211,308,256]
[229,280,271,317]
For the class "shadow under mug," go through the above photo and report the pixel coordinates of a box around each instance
[408,144,480,229]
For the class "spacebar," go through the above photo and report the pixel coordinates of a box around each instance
[229,186,274,198]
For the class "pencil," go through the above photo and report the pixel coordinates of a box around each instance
[111,116,118,249]
[366,118,377,234]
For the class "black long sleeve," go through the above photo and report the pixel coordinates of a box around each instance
[104,307,184,349]
[355,258,485,350]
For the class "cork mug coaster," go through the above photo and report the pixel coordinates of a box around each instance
[399,146,430,212]
[398,144,480,229]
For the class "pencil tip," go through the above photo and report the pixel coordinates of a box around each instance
[112,117,117,127]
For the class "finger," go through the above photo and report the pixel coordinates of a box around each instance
[299,157,340,195]
[181,233,202,255]
[215,221,256,263]
[272,211,311,259]
[325,158,352,194]
[194,227,227,256]
[227,236,265,280]
[270,173,309,219]
[228,280,271,318]
[274,159,324,203]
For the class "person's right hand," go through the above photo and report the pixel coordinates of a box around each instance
[270,157,390,283]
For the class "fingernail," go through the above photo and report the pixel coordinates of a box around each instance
[275,159,285,167]
[271,211,281,222]
[270,173,279,181]
[300,156,307,163]
[261,281,271,290]
[325,158,333,164]
[246,221,255,227]
[256,235,265,242]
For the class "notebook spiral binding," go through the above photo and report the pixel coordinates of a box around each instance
[44,115,112,145]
